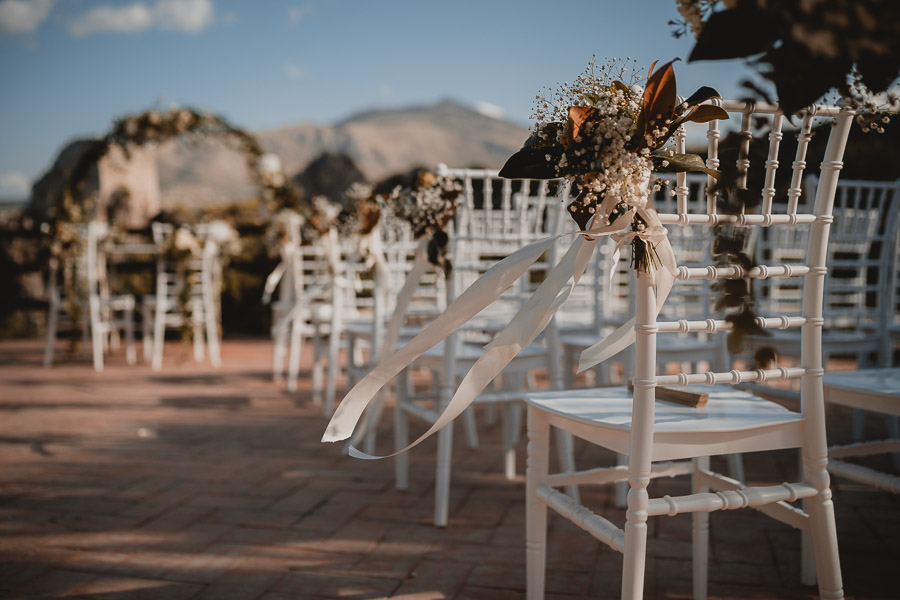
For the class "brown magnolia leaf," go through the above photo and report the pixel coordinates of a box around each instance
[681,104,729,124]
[562,106,598,149]
[357,200,381,235]
[639,59,679,150]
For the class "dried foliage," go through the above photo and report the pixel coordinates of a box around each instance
[682,0,900,119]
[500,57,726,272]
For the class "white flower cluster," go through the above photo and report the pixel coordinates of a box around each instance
[532,57,657,214]
[342,181,375,206]
[384,175,461,237]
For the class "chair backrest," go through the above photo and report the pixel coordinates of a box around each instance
[437,166,568,313]
[629,100,854,444]
[755,177,900,345]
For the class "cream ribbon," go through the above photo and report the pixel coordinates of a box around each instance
[577,206,677,372]
[322,210,640,458]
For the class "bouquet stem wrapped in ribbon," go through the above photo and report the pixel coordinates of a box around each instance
[323,58,726,458]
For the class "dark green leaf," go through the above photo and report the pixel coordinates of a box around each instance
[683,86,722,107]
[651,152,721,178]
[499,145,562,179]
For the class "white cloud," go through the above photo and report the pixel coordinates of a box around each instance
[475,101,505,120]
[155,0,213,32]
[68,0,213,37]
[378,83,393,98]
[288,3,313,24]
[288,6,304,23]
[283,61,306,81]
[0,170,31,198]
[0,0,54,34]
[69,4,152,36]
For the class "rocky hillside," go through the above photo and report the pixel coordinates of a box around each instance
[154,99,530,207]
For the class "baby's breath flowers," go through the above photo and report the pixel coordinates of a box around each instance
[380,171,461,273]
[501,57,726,272]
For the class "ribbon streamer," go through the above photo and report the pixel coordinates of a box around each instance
[576,206,677,372]
[322,211,637,458]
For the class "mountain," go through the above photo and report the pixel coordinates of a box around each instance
[153,99,530,207]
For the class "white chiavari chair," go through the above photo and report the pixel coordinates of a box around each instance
[44,221,137,371]
[393,167,576,527]
[262,211,304,381]
[749,177,900,374]
[524,100,853,600]
[141,222,223,371]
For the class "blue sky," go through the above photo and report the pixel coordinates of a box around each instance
[0,0,755,200]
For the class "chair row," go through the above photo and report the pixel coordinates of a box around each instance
[311,100,895,599]
[44,221,226,371]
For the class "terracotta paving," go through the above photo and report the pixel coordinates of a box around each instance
[0,338,897,599]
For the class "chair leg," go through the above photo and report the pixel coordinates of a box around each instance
[804,471,845,599]
[205,300,221,368]
[434,370,455,527]
[43,304,58,367]
[615,453,628,508]
[502,403,517,480]
[554,429,580,503]
[125,307,136,365]
[563,346,575,388]
[91,322,104,372]
[192,303,205,363]
[726,453,745,482]
[692,456,710,600]
[311,325,324,404]
[141,304,152,363]
[802,409,845,599]
[526,406,550,600]
[852,409,865,441]
[152,301,165,371]
[272,318,288,381]
[287,318,303,392]
[394,370,410,491]
[434,419,454,527]
[463,406,479,449]
[621,438,652,599]
[324,328,341,417]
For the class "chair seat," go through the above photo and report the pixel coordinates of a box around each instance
[525,385,803,461]
[823,368,900,417]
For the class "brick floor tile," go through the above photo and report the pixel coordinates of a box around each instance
[455,586,523,600]
[66,575,204,600]
[8,568,95,598]
[272,571,401,598]
[1,339,896,599]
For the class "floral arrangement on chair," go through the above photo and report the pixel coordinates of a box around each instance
[380,170,461,273]
[499,57,726,272]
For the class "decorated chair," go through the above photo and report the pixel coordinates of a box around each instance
[44,221,137,371]
[141,222,225,371]
[262,211,305,382]
[342,215,446,453]
[524,100,853,600]
[390,167,576,527]
[746,176,900,376]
